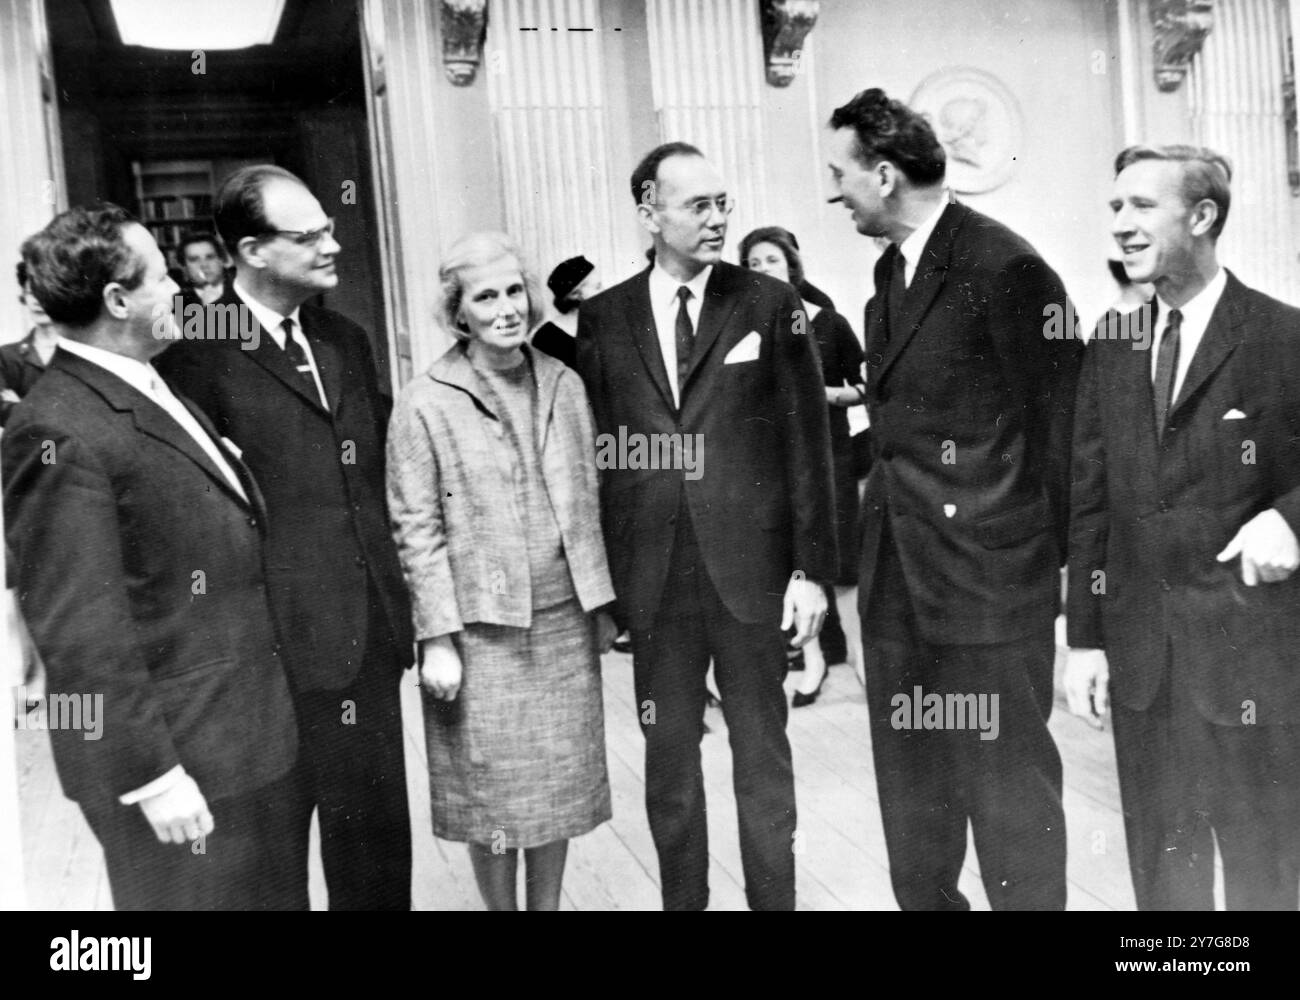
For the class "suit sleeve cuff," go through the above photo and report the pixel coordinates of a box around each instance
[119,764,186,806]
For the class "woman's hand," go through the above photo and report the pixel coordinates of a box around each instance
[419,636,463,701]
[594,610,619,654]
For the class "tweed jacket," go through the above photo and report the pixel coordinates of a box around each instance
[387,341,615,639]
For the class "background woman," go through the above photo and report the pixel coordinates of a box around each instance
[531,254,601,370]
[740,226,866,706]
[387,231,617,910]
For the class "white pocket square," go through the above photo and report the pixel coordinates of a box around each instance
[1222,408,1247,420]
[724,331,762,365]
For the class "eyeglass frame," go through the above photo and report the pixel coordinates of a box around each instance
[655,195,736,220]
[257,217,337,247]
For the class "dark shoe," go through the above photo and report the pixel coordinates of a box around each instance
[792,671,826,708]
[786,648,805,672]
[612,633,632,654]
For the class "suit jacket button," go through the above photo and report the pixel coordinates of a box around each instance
[1160,579,1171,592]
[1158,499,1170,513]
[354,556,366,568]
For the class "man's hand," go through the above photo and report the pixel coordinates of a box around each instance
[419,636,463,701]
[594,610,618,655]
[1216,508,1300,586]
[781,574,827,648]
[1064,647,1109,730]
[139,773,214,844]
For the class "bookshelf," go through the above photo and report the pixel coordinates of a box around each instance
[132,160,216,270]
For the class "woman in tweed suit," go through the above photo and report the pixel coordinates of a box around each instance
[387,231,618,910]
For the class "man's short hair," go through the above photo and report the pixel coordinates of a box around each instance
[1114,144,1233,239]
[629,141,705,206]
[435,231,545,342]
[20,203,145,328]
[213,164,307,261]
[738,226,805,288]
[179,229,220,260]
[828,88,946,185]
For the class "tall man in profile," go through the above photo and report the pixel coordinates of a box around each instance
[1067,146,1300,910]
[4,205,300,909]
[158,166,413,909]
[577,142,836,910]
[827,89,1081,910]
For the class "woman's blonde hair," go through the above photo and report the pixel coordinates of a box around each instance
[435,231,545,342]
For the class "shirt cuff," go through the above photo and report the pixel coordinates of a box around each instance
[119,764,187,806]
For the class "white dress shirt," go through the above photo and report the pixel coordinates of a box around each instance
[897,192,952,288]
[1150,266,1227,405]
[232,280,329,408]
[648,262,713,408]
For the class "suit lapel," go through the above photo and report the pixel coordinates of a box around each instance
[682,265,741,391]
[875,202,963,384]
[628,270,677,413]
[226,288,329,414]
[301,312,343,416]
[54,350,253,512]
[180,394,266,519]
[1168,273,1245,420]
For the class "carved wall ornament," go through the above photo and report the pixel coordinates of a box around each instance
[759,0,820,87]
[441,0,489,86]
[1151,0,1215,93]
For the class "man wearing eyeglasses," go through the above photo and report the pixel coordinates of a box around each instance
[157,165,413,910]
[576,142,836,910]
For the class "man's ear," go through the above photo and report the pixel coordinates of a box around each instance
[102,281,130,320]
[236,236,267,270]
[877,161,899,199]
[635,203,661,237]
[1189,198,1219,238]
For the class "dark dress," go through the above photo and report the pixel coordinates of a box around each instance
[810,305,865,585]
[531,321,578,369]
[0,331,50,427]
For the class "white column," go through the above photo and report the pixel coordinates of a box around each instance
[646,0,769,239]
[1189,0,1299,303]
[487,0,621,288]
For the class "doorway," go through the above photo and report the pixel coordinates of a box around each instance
[44,0,393,384]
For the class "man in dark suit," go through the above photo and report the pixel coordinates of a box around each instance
[157,166,413,910]
[3,204,300,909]
[577,142,836,910]
[1067,145,1300,910]
[827,89,1082,910]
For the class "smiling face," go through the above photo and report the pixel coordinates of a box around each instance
[457,254,530,360]
[639,154,729,280]
[249,179,340,297]
[1110,158,1212,290]
[745,240,791,285]
[828,127,888,237]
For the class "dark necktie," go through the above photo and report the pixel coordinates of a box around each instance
[1153,307,1182,441]
[281,318,320,403]
[675,285,694,397]
[885,247,907,341]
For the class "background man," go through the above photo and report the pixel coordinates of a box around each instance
[158,166,413,910]
[1067,145,1300,910]
[827,88,1082,910]
[1,262,57,426]
[176,230,230,308]
[577,141,836,910]
[4,204,300,909]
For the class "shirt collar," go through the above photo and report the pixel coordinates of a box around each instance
[649,260,713,307]
[232,279,302,341]
[899,194,951,268]
[1155,266,1226,332]
[57,337,159,397]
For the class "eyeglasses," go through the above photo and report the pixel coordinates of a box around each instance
[667,196,736,220]
[262,218,336,247]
